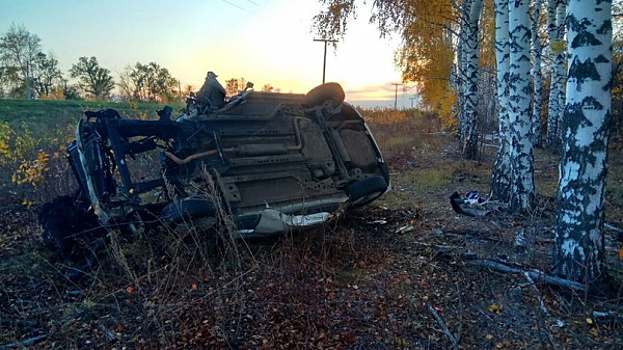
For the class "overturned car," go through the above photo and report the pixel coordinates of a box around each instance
[39,83,390,257]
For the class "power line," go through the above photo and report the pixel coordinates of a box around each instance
[222,0,252,13]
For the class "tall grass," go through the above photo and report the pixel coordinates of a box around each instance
[360,108,447,171]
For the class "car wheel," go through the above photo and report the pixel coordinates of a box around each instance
[346,176,388,207]
[304,82,345,108]
[161,196,218,230]
[160,196,222,259]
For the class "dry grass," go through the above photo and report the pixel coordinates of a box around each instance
[1,110,623,348]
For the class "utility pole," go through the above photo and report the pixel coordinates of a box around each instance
[314,38,338,84]
[391,83,403,109]
[178,80,182,103]
[409,96,417,109]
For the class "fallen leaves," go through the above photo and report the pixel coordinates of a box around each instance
[1,142,623,349]
[488,304,502,313]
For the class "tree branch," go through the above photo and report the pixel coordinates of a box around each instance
[466,259,585,292]
[427,302,460,349]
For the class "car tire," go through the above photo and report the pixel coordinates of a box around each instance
[304,83,345,108]
[161,196,218,229]
[38,195,101,259]
[346,176,388,207]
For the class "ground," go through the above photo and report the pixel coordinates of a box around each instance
[1,133,623,349]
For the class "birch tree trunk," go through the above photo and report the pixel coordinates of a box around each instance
[509,0,535,212]
[546,0,567,151]
[491,0,512,201]
[554,1,567,139]
[554,0,611,285]
[458,0,484,160]
[531,0,543,148]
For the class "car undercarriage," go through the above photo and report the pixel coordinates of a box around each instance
[39,83,390,259]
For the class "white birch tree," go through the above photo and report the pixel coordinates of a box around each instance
[509,0,535,212]
[531,0,544,147]
[554,0,611,285]
[458,0,485,160]
[546,0,567,151]
[491,0,512,201]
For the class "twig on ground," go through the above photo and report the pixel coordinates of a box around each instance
[592,310,617,318]
[445,230,506,244]
[0,334,48,349]
[98,324,117,342]
[410,241,459,250]
[523,272,548,314]
[427,302,460,350]
[456,283,463,346]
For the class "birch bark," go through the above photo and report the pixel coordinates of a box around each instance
[491,0,512,201]
[554,0,611,285]
[509,0,535,212]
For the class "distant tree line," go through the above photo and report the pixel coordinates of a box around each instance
[0,24,178,102]
[0,24,280,103]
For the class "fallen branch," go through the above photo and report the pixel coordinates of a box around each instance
[0,334,48,349]
[467,259,585,292]
[427,302,460,350]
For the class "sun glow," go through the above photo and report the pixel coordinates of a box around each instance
[0,0,414,107]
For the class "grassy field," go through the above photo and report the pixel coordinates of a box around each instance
[0,99,184,209]
[0,101,622,349]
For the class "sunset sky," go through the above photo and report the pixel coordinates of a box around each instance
[0,0,417,108]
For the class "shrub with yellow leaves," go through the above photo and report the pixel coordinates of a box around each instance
[0,122,74,208]
[12,151,50,188]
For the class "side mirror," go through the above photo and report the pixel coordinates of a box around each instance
[244,82,254,91]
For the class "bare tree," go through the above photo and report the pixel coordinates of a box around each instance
[31,52,64,97]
